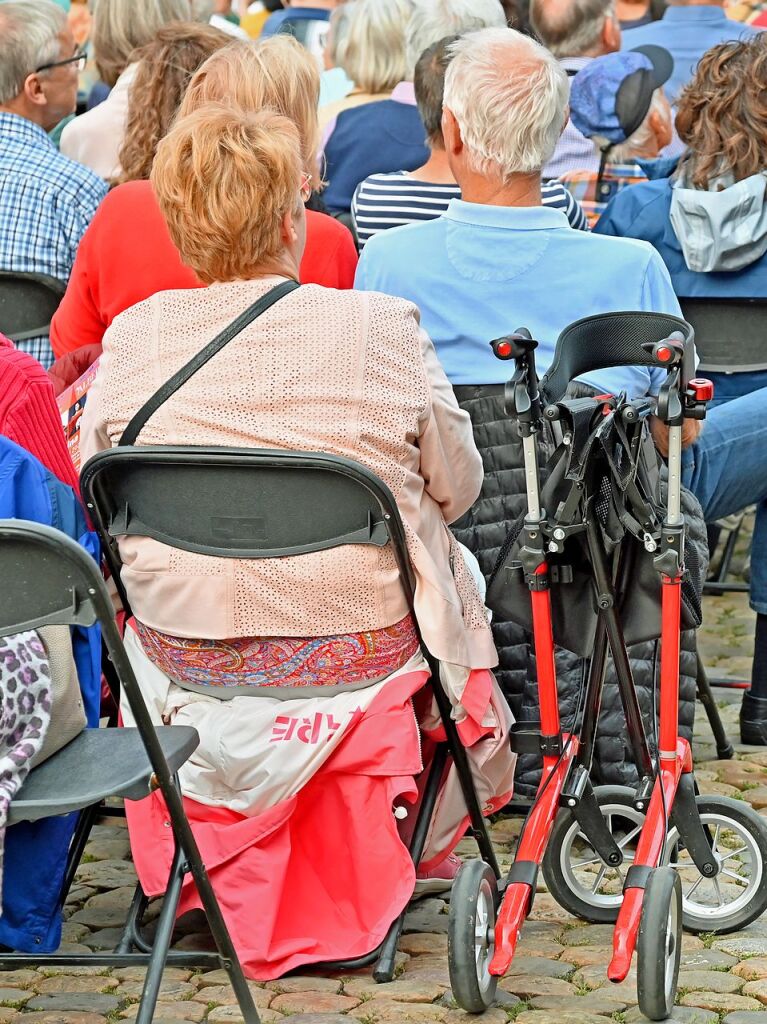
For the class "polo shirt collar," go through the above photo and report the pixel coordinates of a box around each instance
[662,4,728,22]
[0,111,52,149]
[560,56,591,73]
[391,81,416,105]
[444,198,571,230]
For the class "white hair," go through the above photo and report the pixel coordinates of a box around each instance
[591,89,670,164]
[405,0,507,77]
[530,0,616,59]
[443,27,569,179]
[337,0,412,93]
[0,0,67,105]
[327,3,355,66]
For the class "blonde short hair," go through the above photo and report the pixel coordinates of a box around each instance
[179,37,321,190]
[336,0,412,94]
[151,104,303,285]
[91,0,192,87]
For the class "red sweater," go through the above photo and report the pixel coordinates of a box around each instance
[50,180,359,358]
[0,334,79,490]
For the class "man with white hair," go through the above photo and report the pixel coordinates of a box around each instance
[0,0,107,368]
[356,27,679,396]
[321,0,507,213]
[355,27,767,764]
[530,0,622,179]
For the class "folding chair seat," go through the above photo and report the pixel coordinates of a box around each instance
[0,519,261,1024]
[680,297,767,597]
[80,444,500,983]
[0,270,65,342]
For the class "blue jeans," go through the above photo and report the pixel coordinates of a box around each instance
[682,382,767,614]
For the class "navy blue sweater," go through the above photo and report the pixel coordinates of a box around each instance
[323,99,428,214]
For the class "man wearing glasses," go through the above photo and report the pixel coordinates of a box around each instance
[0,0,106,369]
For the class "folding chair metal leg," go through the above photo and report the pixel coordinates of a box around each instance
[59,803,101,908]
[373,743,449,983]
[134,844,186,1024]
[696,655,735,760]
[115,883,150,955]
[103,618,261,1024]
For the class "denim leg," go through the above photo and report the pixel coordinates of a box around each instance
[681,386,767,614]
[707,369,767,410]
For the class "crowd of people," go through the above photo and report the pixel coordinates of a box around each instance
[0,0,766,976]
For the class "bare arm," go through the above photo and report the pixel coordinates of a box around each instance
[650,416,703,458]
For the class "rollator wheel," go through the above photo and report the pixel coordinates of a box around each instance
[542,786,644,923]
[448,859,499,1013]
[637,867,683,1021]
[663,795,767,934]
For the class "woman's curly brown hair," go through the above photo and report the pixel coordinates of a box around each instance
[676,33,767,190]
[115,22,229,185]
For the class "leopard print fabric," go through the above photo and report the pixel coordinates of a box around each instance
[0,631,51,909]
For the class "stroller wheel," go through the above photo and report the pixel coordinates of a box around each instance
[664,795,767,934]
[542,786,644,923]
[448,859,499,1013]
[637,867,683,1021]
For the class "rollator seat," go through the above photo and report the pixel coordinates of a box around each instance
[8,725,200,825]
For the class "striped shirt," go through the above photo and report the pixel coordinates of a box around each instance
[351,171,589,250]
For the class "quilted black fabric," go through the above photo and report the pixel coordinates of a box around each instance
[451,385,707,798]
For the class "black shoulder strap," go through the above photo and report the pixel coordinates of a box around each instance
[119,279,300,447]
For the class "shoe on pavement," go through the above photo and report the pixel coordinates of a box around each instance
[413,852,462,898]
[740,690,767,745]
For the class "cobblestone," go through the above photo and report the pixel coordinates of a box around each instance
[6,585,767,1021]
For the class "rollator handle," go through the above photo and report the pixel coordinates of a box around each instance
[490,328,538,361]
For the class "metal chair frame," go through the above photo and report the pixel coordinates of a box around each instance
[680,297,765,598]
[0,520,261,1024]
[80,445,500,983]
[0,270,66,342]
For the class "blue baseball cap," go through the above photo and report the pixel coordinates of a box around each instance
[569,46,673,145]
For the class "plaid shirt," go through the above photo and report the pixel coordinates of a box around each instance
[559,162,649,229]
[0,112,107,368]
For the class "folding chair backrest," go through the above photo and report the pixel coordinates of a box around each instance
[80,446,417,613]
[0,520,109,635]
[0,271,66,342]
[679,297,767,374]
[541,311,695,404]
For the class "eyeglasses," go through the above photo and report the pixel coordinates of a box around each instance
[300,172,313,203]
[35,49,87,74]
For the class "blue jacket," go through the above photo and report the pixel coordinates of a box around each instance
[0,437,101,953]
[595,173,767,300]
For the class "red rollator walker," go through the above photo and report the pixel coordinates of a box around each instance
[447,312,767,1018]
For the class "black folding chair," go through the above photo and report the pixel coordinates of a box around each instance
[680,297,767,597]
[0,270,66,342]
[0,520,261,1024]
[80,445,500,983]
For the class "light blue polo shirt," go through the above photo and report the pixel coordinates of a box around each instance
[354,199,682,398]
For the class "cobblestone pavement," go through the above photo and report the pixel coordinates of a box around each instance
[3,579,766,1024]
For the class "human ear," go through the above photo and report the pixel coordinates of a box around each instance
[23,72,48,110]
[441,107,463,159]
